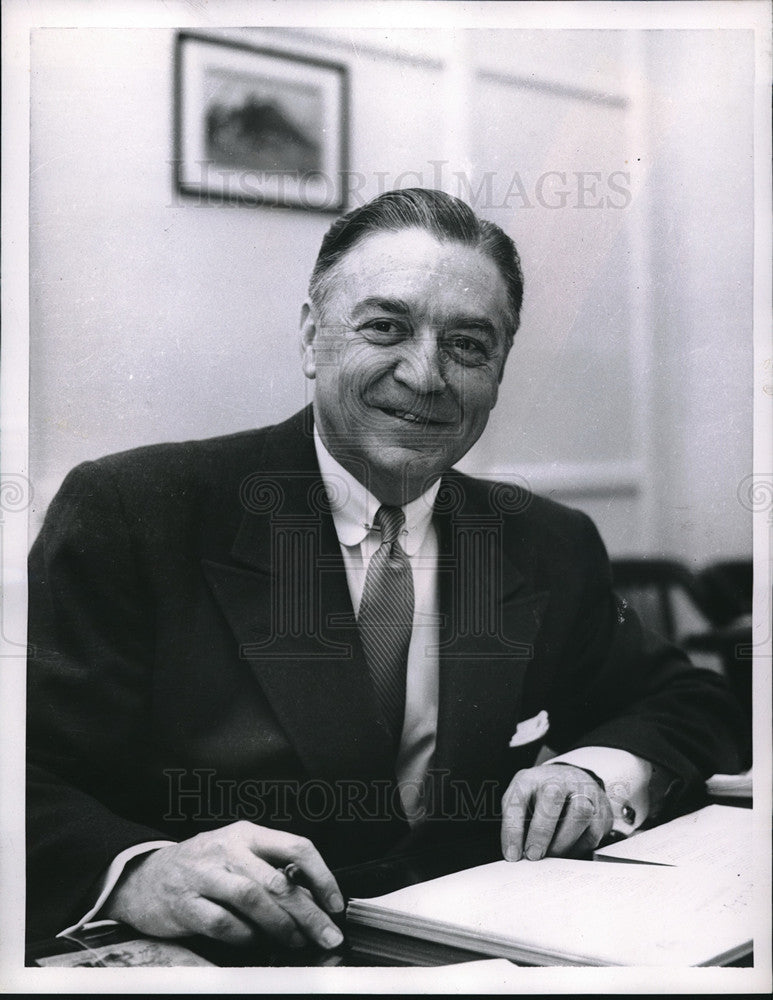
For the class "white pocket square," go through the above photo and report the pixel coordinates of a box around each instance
[509,710,550,747]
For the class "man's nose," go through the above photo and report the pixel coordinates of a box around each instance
[392,333,446,394]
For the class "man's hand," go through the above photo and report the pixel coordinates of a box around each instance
[102,821,344,950]
[501,763,613,862]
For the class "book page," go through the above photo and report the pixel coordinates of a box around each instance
[348,858,754,966]
[593,805,753,875]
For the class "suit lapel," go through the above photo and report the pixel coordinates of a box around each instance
[203,408,396,784]
[432,474,549,783]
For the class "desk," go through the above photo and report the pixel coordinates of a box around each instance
[27,798,753,969]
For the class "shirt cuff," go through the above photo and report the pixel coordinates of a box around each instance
[56,840,175,938]
[547,747,652,836]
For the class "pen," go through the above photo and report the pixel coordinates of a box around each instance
[282,863,347,930]
[282,862,311,891]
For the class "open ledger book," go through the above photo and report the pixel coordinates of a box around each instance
[346,806,754,966]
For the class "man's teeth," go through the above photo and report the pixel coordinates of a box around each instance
[392,409,421,422]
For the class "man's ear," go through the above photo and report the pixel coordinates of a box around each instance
[300,301,318,380]
[497,339,513,385]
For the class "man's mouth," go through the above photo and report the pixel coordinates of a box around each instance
[378,406,451,426]
[385,407,422,423]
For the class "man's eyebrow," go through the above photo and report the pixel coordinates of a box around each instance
[351,297,412,317]
[441,314,500,337]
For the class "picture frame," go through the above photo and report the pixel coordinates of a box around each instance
[174,32,348,212]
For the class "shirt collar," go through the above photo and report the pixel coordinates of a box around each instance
[313,424,441,556]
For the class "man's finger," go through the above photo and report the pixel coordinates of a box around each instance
[213,855,343,950]
[248,830,344,914]
[265,870,344,950]
[196,867,306,948]
[501,780,531,861]
[570,822,607,857]
[577,797,614,854]
[545,792,596,856]
[521,781,568,860]
[181,896,261,947]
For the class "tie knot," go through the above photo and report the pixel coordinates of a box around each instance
[374,505,405,547]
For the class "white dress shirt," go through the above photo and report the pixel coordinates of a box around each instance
[313,425,441,826]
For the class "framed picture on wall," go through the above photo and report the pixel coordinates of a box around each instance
[174,33,348,211]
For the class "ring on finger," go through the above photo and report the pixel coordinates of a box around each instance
[568,793,596,812]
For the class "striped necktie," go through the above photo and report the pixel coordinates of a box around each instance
[358,505,415,744]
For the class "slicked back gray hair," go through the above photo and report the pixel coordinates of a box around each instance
[308,187,524,340]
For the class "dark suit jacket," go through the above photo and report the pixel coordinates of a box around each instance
[26,406,747,941]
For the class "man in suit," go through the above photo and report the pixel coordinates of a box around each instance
[27,188,747,950]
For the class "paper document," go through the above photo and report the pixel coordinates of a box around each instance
[593,804,753,875]
[347,857,753,967]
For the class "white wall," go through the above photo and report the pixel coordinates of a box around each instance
[28,26,753,566]
[643,30,754,564]
[30,28,324,505]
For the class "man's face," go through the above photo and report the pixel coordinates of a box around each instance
[301,228,513,505]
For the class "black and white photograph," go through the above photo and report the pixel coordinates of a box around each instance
[1,0,770,993]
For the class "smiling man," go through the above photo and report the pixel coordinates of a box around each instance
[26,188,747,952]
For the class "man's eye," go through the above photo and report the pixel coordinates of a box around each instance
[446,334,489,364]
[361,319,404,337]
